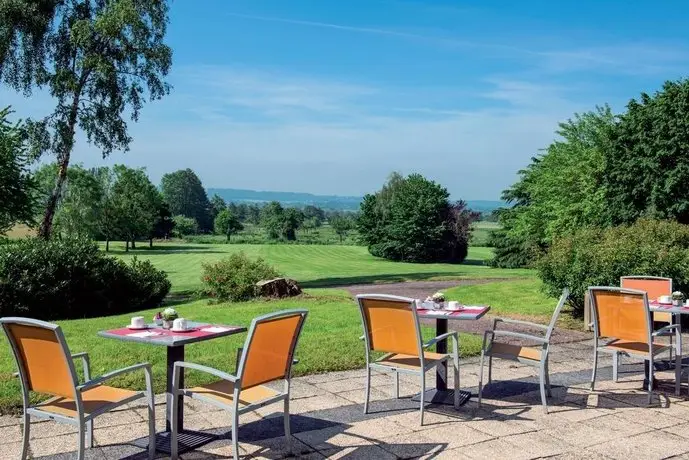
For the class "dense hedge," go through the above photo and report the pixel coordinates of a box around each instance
[0,238,170,320]
[538,219,689,317]
[201,252,280,302]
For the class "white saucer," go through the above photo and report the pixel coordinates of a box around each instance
[171,327,193,333]
[127,325,149,330]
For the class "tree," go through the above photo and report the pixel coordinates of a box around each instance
[490,107,616,268]
[281,208,303,241]
[210,194,227,219]
[358,173,476,262]
[214,209,243,242]
[303,205,325,227]
[0,107,35,234]
[34,163,103,239]
[261,201,284,239]
[0,0,172,239]
[160,169,213,232]
[605,79,689,225]
[151,200,174,243]
[92,166,118,251]
[110,165,159,251]
[172,215,198,237]
[330,214,353,243]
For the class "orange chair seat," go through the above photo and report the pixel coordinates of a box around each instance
[36,385,140,417]
[186,380,280,406]
[488,342,542,361]
[601,339,669,356]
[375,351,448,370]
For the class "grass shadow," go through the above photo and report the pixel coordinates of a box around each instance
[301,272,463,288]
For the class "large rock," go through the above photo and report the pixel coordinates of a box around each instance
[256,277,302,298]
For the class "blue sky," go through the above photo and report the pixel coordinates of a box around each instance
[4,0,689,199]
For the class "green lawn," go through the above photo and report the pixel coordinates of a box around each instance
[0,289,483,414]
[0,242,544,414]
[107,242,531,293]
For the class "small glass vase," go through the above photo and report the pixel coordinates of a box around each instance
[673,299,681,307]
[162,320,173,329]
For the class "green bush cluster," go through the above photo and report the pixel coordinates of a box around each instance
[538,219,689,317]
[0,238,170,319]
[201,252,280,302]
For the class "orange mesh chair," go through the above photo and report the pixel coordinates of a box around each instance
[620,276,675,370]
[357,294,460,426]
[0,317,155,460]
[589,287,681,403]
[170,310,308,460]
[478,288,569,414]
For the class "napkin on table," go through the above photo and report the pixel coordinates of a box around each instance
[127,331,163,338]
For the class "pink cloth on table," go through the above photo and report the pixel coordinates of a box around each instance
[416,306,488,317]
[107,326,236,339]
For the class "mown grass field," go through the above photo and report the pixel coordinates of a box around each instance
[0,242,550,414]
[107,242,530,293]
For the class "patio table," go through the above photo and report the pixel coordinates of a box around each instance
[413,305,490,406]
[98,321,246,454]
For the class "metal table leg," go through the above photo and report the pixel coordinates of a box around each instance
[413,318,471,406]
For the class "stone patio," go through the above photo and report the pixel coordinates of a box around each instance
[3,337,689,459]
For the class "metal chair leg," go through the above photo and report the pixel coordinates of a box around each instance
[363,366,371,414]
[590,348,598,391]
[85,420,93,449]
[284,396,292,455]
[147,392,156,459]
[539,363,548,414]
[612,352,619,382]
[20,411,29,460]
[478,351,486,407]
[77,420,85,460]
[545,359,552,398]
[675,352,682,397]
[394,371,400,399]
[488,355,493,384]
[419,371,426,426]
[231,410,240,460]
[171,392,180,460]
[453,356,460,410]
[648,357,655,405]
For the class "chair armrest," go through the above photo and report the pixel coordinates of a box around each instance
[174,361,238,383]
[494,317,548,331]
[490,330,548,344]
[653,324,681,337]
[423,331,458,349]
[77,363,151,391]
[71,352,91,381]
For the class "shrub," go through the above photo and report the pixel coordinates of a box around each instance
[201,252,280,302]
[538,219,689,317]
[0,238,170,320]
[172,215,199,236]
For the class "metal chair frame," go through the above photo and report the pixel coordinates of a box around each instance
[478,288,569,414]
[170,309,308,460]
[0,317,155,460]
[589,287,681,404]
[356,294,460,426]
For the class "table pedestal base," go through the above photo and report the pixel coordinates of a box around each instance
[411,389,472,406]
[132,429,218,455]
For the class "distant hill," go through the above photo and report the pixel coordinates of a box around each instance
[207,188,504,213]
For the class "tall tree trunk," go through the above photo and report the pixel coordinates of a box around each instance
[38,89,82,240]
[149,238,153,248]
[131,239,136,249]
[125,240,129,252]
[105,239,110,252]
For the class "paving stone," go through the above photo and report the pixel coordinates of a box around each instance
[501,431,574,458]
[294,425,375,451]
[0,424,22,443]
[378,432,447,459]
[416,421,493,449]
[588,430,689,460]
[461,437,538,460]
[317,444,396,459]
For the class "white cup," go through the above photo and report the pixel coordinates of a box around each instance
[659,295,672,304]
[173,318,188,331]
[130,316,145,329]
[447,301,461,311]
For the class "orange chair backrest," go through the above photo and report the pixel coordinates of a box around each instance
[590,288,650,343]
[240,312,307,389]
[358,296,420,356]
[620,277,671,301]
[5,323,76,399]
